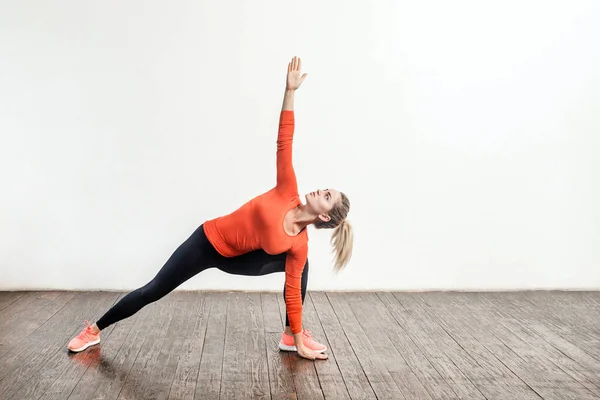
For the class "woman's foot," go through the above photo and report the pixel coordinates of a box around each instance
[279,329,327,353]
[67,321,100,352]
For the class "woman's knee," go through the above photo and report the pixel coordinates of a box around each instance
[138,281,168,304]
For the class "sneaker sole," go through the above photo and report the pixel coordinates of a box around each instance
[278,342,327,353]
[68,339,100,353]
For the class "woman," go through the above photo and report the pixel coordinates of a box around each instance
[67,56,353,361]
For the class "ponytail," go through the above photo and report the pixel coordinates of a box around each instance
[313,191,353,272]
[331,219,353,273]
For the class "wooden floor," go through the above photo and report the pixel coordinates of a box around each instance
[0,291,599,399]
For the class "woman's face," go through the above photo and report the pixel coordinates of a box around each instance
[305,188,341,219]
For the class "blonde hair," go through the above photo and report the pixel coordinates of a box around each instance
[314,192,353,272]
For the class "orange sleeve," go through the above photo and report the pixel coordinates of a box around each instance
[276,110,298,195]
[284,243,308,334]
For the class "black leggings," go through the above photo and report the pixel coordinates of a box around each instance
[96,224,308,330]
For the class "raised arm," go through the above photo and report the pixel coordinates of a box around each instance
[276,57,307,194]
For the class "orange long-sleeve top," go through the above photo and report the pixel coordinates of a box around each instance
[203,110,308,334]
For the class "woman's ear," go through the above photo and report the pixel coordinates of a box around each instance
[318,214,331,223]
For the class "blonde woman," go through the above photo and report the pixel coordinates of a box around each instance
[68,56,353,361]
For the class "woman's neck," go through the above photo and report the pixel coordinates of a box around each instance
[286,204,317,235]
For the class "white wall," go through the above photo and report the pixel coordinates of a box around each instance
[1,1,599,292]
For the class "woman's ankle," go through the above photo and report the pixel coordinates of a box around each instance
[284,326,292,336]
[90,323,101,334]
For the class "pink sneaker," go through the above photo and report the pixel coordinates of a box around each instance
[67,321,100,352]
[279,329,327,353]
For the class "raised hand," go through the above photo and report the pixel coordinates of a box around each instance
[286,56,307,91]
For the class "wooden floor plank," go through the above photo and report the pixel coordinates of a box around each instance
[516,292,600,360]
[134,292,202,400]
[0,291,74,359]
[327,292,405,400]
[305,293,351,400]
[412,292,544,400]
[0,292,40,332]
[220,292,257,399]
[220,292,244,399]
[0,292,44,344]
[0,290,598,400]
[66,292,145,399]
[379,292,487,400]
[245,292,271,399]
[406,292,543,400]
[478,292,600,398]
[311,292,376,400]
[345,292,432,399]
[0,291,25,311]
[368,293,463,400]
[167,292,212,400]
[41,293,128,400]
[1,292,120,399]
[428,292,596,400]
[194,292,227,400]
[504,292,600,350]
[0,291,60,334]
[80,292,161,400]
[115,294,177,399]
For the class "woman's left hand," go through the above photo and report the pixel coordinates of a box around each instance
[286,56,307,91]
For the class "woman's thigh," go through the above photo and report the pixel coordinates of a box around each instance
[214,250,288,276]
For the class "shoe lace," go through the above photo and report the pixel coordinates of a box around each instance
[76,320,94,340]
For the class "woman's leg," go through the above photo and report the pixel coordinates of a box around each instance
[96,224,218,330]
[214,250,309,331]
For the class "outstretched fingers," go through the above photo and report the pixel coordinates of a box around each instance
[290,56,301,71]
